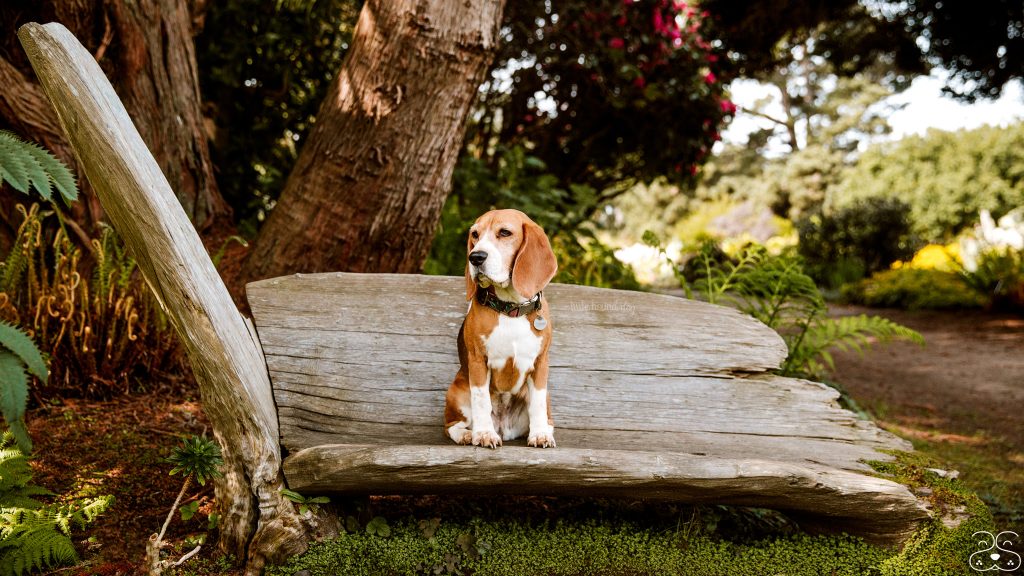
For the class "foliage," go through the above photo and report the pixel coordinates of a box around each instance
[797,197,918,289]
[0,320,46,453]
[466,0,732,214]
[425,147,640,290]
[281,488,330,516]
[167,436,223,487]
[195,0,361,229]
[268,516,893,576]
[843,269,987,310]
[0,131,77,205]
[0,205,180,399]
[702,0,1020,101]
[649,236,923,379]
[832,124,1024,243]
[957,208,1024,310]
[0,431,112,576]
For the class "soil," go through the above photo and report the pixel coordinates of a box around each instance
[828,305,1024,525]
[20,306,1023,572]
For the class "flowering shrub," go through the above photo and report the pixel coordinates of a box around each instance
[471,0,733,194]
[958,208,1024,308]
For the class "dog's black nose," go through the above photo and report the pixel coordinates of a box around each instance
[468,251,488,266]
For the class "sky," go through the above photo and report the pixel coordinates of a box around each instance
[720,71,1024,153]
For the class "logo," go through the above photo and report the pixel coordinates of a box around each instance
[970,531,1020,572]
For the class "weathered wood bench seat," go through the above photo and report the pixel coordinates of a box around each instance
[248,273,928,542]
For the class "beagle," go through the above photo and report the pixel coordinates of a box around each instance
[444,209,558,449]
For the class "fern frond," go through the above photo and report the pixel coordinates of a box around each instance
[782,314,924,378]
[0,132,78,205]
[0,352,30,453]
[0,322,47,382]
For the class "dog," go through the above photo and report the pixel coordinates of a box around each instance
[444,209,558,449]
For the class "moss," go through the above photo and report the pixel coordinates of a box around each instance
[868,450,996,576]
[268,517,893,576]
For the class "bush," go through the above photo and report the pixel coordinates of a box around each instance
[843,268,987,310]
[958,208,1024,310]
[425,146,640,290]
[832,124,1024,243]
[797,197,918,289]
[0,205,181,399]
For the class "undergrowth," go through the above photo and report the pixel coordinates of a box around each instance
[0,204,181,398]
[0,430,112,576]
[267,517,892,576]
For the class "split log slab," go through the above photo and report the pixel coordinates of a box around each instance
[247,273,930,544]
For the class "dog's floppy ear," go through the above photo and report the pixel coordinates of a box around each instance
[465,228,477,301]
[512,218,558,299]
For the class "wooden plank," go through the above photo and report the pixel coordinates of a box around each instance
[283,444,929,544]
[17,22,310,571]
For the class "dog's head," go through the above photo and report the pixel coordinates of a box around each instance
[465,209,558,301]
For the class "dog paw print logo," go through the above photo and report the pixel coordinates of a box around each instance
[970,531,1020,572]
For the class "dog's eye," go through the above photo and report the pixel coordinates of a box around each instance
[498,229,512,238]
[471,230,479,239]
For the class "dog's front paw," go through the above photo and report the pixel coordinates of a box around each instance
[527,430,556,448]
[472,429,502,449]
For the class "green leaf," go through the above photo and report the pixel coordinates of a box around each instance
[280,488,303,503]
[0,351,30,452]
[179,500,200,522]
[23,142,77,204]
[207,512,219,530]
[0,321,48,382]
[0,133,31,193]
[366,516,390,537]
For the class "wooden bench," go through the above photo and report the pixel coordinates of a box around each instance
[18,21,929,573]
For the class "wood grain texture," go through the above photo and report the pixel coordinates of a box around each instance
[248,272,926,543]
[17,22,311,573]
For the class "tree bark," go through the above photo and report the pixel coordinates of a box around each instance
[242,0,506,281]
[0,0,229,248]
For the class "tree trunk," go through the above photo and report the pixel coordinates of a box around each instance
[0,0,229,248]
[242,0,506,281]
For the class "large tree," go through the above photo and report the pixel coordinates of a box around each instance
[241,0,507,280]
[0,0,230,248]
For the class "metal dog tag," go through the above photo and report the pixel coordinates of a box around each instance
[533,315,547,330]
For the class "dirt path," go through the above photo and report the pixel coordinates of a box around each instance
[828,305,1024,524]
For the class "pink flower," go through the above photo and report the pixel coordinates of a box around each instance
[653,10,665,33]
[704,71,717,84]
[719,99,736,114]
[609,37,625,49]
[616,16,627,26]
[707,53,719,63]
[633,76,646,89]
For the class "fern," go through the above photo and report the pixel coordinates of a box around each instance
[0,132,77,205]
[0,322,47,454]
[0,432,111,576]
[648,235,924,380]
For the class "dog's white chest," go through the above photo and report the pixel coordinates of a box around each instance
[482,314,542,374]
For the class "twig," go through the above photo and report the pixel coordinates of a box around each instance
[171,545,202,567]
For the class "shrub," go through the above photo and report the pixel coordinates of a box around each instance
[797,197,918,289]
[425,146,640,290]
[0,205,181,399]
[0,430,112,576]
[647,236,923,380]
[843,268,987,310]
[958,208,1024,310]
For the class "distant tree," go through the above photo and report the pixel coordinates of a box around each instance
[830,123,1024,242]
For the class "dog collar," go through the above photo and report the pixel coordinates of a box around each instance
[476,287,542,318]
